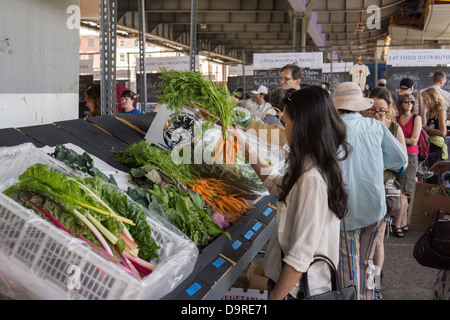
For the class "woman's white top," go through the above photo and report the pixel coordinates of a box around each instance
[262,157,341,298]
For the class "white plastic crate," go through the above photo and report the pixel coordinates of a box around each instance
[0,143,198,300]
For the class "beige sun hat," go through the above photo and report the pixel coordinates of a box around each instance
[333,82,374,111]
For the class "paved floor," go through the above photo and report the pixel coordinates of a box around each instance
[380,225,439,300]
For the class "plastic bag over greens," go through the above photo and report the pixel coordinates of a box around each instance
[191,127,286,196]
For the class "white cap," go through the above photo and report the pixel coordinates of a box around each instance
[251,85,268,95]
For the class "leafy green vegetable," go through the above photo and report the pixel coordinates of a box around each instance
[51,144,117,185]
[112,140,202,185]
[147,184,230,247]
[4,164,159,261]
[158,68,236,135]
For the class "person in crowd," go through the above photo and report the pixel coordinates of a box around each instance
[333,82,408,300]
[416,70,450,124]
[377,78,397,105]
[367,87,408,300]
[377,79,387,87]
[398,78,415,97]
[422,87,448,184]
[229,85,351,300]
[120,90,141,114]
[423,160,450,300]
[84,83,101,117]
[363,84,371,97]
[251,85,275,119]
[267,87,287,127]
[396,93,422,200]
[280,63,302,90]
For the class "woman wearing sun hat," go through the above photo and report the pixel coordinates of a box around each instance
[333,82,408,300]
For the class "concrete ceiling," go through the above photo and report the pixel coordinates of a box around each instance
[112,0,431,65]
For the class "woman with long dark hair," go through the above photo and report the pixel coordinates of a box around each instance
[230,85,351,300]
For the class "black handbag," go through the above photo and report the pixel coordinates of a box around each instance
[297,220,357,300]
[413,213,450,270]
[299,255,357,300]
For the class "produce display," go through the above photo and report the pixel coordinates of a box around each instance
[188,178,252,224]
[3,163,159,278]
[112,141,240,247]
[0,70,284,299]
[51,143,234,248]
[111,139,202,185]
[158,68,239,165]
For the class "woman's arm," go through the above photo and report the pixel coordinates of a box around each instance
[424,109,447,137]
[229,129,273,183]
[268,264,302,300]
[429,160,450,175]
[405,115,422,145]
[437,109,448,138]
[395,125,408,170]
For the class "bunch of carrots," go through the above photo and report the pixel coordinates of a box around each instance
[213,133,240,165]
[187,177,252,223]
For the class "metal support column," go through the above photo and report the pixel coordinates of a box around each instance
[242,50,246,100]
[189,0,198,72]
[138,0,147,111]
[99,0,117,115]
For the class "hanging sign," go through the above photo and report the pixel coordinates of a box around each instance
[253,52,323,70]
[79,58,93,74]
[228,65,254,76]
[322,62,353,73]
[387,49,450,67]
[136,55,200,72]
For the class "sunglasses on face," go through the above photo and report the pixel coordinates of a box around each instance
[402,100,415,105]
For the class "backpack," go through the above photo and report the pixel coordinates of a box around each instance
[397,114,430,161]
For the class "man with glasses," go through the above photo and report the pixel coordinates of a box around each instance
[280,63,302,90]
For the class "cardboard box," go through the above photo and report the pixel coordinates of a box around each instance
[409,182,447,227]
[221,260,269,300]
[221,287,267,300]
[246,260,268,291]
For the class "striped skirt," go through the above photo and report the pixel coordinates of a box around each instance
[338,221,381,300]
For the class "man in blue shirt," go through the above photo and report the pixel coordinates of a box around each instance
[333,82,408,300]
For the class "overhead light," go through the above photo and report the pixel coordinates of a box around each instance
[200,24,207,29]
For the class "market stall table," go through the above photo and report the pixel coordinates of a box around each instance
[0,127,44,148]
[16,122,130,172]
[0,113,279,300]
[162,195,277,300]
[116,112,156,134]
[86,115,145,145]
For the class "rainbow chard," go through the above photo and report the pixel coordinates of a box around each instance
[3,163,159,275]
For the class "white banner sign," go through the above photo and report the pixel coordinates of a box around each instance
[322,62,353,73]
[228,65,254,76]
[253,52,323,70]
[387,49,450,67]
[136,55,199,72]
